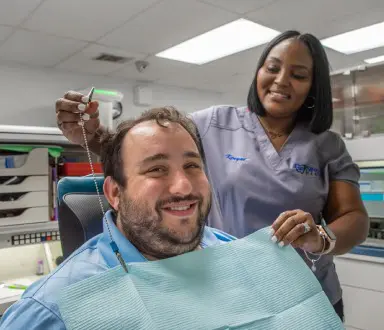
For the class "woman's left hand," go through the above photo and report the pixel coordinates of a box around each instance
[270,209,324,253]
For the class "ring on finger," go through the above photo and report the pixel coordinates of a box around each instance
[303,223,311,234]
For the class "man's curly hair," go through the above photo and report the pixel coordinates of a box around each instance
[99,106,205,188]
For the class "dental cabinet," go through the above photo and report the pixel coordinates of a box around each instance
[0,124,97,316]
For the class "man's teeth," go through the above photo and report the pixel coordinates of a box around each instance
[169,205,191,211]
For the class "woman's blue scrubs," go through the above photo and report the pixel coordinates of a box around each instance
[190,105,360,307]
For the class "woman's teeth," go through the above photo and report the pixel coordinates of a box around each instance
[270,91,289,99]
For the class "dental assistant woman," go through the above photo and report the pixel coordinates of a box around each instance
[55,30,369,320]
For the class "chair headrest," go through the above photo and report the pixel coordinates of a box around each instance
[57,176,108,259]
[57,176,104,205]
[62,193,110,229]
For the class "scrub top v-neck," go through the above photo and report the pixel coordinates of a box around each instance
[190,105,360,306]
[252,108,300,169]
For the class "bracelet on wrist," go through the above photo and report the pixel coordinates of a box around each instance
[303,232,326,272]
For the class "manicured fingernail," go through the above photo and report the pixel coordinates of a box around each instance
[81,96,89,103]
[270,228,275,236]
[278,241,284,248]
[78,103,86,111]
[271,235,277,243]
[82,113,90,121]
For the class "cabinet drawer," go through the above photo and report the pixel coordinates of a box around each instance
[0,191,49,210]
[0,148,49,176]
[0,176,49,193]
[342,285,384,330]
[334,256,384,291]
[0,207,51,226]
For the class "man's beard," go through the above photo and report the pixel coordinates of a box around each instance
[117,193,210,260]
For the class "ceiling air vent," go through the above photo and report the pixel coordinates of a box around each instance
[92,53,133,64]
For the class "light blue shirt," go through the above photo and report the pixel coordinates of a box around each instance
[190,105,360,305]
[0,211,234,329]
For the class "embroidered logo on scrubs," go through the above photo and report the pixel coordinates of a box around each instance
[293,163,320,176]
[225,154,247,162]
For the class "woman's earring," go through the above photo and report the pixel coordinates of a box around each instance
[304,96,315,109]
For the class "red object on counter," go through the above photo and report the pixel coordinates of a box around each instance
[61,162,103,176]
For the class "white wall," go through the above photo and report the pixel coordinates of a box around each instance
[0,63,224,127]
[220,90,247,107]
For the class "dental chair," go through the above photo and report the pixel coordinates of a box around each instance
[57,176,108,260]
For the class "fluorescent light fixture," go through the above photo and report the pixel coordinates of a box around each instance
[364,55,384,64]
[156,18,280,65]
[321,21,384,54]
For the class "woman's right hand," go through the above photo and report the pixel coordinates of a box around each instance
[55,91,101,145]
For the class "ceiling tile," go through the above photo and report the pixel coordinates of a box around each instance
[318,4,384,39]
[56,44,146,75]
[111,56,194,82]
[155,63,232,91]
[350,46,384,64]
[112,56,192,81]
[0,26,13,42]
[99,0,238,54]
[246,0,384,38]
[23,0,161,41]
[200,0,278,14]
[195,45,264,77]
[0,0,43,26]
[325,49,364,72]
[0,29,87,67]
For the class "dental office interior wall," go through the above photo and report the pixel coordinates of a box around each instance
[0,62,223,127]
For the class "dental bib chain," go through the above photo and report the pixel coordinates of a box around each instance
[79,87,128,273]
